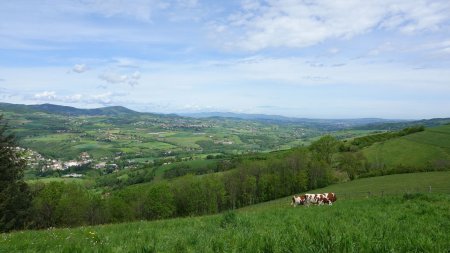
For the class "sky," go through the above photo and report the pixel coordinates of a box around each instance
[1,0,450,119]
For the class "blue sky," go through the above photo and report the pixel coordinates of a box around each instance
[1,0,450,119]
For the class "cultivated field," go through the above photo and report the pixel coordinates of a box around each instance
[2,172,449,252]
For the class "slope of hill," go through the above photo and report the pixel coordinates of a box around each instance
[363,124,450,169]
[0,102,152,117]
[3,172,449,252]
[30,103,140,116]
[355,117,450,130]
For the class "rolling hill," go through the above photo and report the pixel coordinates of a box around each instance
[0,102,398,164]
[363,124,450,169]
[354,117,450,130]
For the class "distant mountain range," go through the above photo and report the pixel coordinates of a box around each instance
[1,102,448,129]
[0,103,139,116]
[179,112,405,125]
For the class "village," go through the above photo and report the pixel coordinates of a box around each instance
[19,148,121,177]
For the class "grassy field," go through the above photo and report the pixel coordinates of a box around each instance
[242,171,450,211]
[2,172,449,252]
[363,124,450,168]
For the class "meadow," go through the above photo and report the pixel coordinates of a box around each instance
[363,124,450,168]
[2,172,449,253]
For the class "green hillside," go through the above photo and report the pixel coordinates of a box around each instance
[363,124,450,169]
[3,172,449,252]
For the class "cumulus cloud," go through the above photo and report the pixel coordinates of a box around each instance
[215,0,450,51]
[34,91,57,100]
[31,91,127,105]
[71,64,89,73]
[99,70,141,86]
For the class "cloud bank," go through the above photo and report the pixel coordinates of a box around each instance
[215,0,450,51]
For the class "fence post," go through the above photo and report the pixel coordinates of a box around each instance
[368,191,371,198]
[429,186,432,193]
[381,190,384,197]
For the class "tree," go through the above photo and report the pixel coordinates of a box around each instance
[0,115,32,232]
[309,135,339,165]
[142,183,175,220]
[338,152,367,180]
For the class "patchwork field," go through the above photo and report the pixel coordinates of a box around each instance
[3,172,449,252]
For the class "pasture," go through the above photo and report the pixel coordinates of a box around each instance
[2,172,449,252]
[363,124,450,168]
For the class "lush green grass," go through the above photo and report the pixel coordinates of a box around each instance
[319,171,450,194]
[2,196,448,252]
[363,125,450,168]
[242,171,450,211]
[3,172,449,252]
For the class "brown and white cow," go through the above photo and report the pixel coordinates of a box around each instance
[323,192,337,204]
[291,195,303,207]
[291,192,337,207]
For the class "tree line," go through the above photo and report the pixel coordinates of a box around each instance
[5,142,337,230]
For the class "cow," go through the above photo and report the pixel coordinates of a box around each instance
[291,192,337,207]
[323,192,337,204]
[291,195,303,207]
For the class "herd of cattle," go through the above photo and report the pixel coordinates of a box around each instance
[291,192,337,207]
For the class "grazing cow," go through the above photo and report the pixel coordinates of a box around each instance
[323,192,337,204]
[291,195,303,207]
[291,192,337,207]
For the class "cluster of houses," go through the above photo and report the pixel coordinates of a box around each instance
[41,152,93,171]
[214,140,234,145]
[20,148,120,173]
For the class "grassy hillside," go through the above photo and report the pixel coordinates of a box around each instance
[243,171,450,211]
[363,124,450,169]
[2,172,449,252]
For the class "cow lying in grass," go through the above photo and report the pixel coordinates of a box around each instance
[291,193,337,207]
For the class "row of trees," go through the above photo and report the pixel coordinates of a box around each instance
[26,144,336,229]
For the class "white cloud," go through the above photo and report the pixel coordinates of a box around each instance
[99,70,141,86]
[72,64,89,73]
[99,72,128,84]
[65,94,83,103]
[34,91,57,100]
[31,91,127,105]
[215,0,450,51]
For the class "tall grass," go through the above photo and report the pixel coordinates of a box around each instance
[2,194,449,252]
